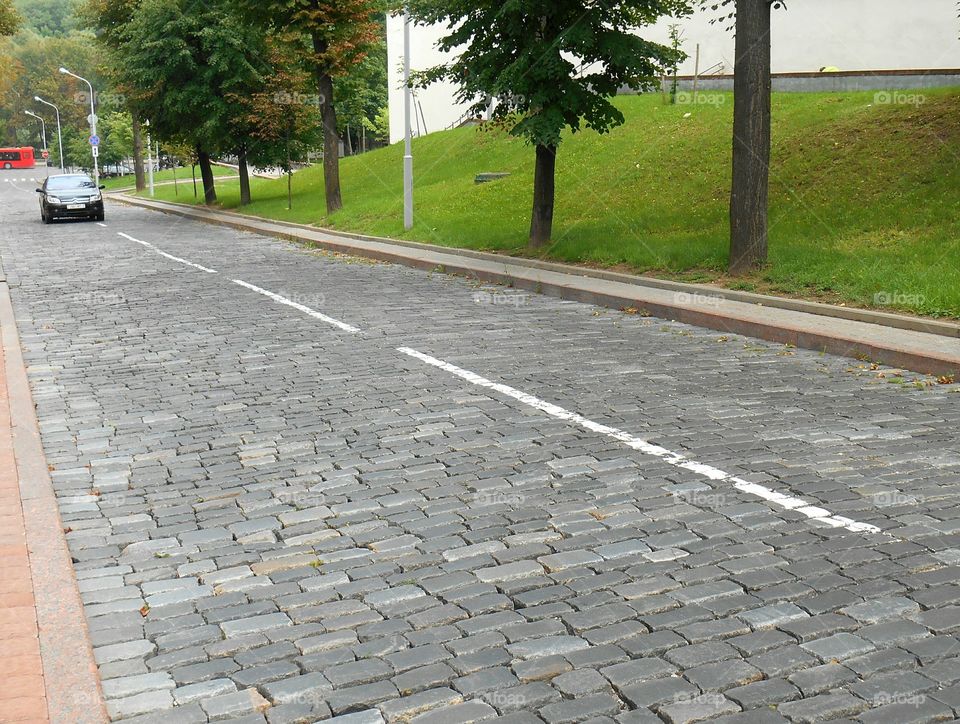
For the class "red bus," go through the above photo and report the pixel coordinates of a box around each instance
[0,147,36,169]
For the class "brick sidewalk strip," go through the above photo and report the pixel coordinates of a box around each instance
[0,279,107,724]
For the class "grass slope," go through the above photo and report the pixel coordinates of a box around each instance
[142,90,960,319]
[103,165,234,191]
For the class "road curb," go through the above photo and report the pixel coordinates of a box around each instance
[0,281,108,724]
[113,195,960,377]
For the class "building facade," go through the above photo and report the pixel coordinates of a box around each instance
[386,1,960,144]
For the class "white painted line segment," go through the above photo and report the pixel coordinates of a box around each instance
[117,232,218,273]
[397,346,881,535]
[97,222,107,227]
[232,280,360,333]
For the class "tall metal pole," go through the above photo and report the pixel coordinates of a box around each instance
[35,96,64,171]
[403,9,414,230]
[145,121,155,196]
[25,111,46,153]
[59,68,99,186]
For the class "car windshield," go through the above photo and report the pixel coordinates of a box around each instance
[47,176,95,190]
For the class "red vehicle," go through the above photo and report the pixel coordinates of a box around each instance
[0,147,36,170]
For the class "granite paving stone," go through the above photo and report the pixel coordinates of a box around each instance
[3,190,960,723]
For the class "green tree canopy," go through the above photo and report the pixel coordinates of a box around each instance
[114,0,268,201]
[0,0,21,35]
[409,0,687,245]
[231,0,384,213]
[13,0,77,36]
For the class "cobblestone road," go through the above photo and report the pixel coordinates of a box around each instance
[3,173,960,724]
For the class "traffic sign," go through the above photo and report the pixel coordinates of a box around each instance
[91,146,99,158]
[89,135,100,146]
[41,150,49,159]
[87,114,98,126]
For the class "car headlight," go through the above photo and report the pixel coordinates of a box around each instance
[88,194,101,202]
[47,196,61,204]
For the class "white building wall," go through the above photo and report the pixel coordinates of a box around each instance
[387,2,960,144]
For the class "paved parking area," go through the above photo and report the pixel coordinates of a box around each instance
[2,172,960,724]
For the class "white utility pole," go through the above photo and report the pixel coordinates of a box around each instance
[145,120,155,196]
[24,110,46,155]
[403,9,414,230]
[35,96,64,172]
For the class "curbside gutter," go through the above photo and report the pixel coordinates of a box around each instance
[114,194,960,377]
[0,280,108,724]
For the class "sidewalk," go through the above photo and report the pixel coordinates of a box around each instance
[0,278,106,723]
[116,195,960,377]
[0,337,45,721]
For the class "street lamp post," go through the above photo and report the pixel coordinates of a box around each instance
[24,110,47,156]
[403,8,414,230]
[34,96,64,172]
[58,67,99,186]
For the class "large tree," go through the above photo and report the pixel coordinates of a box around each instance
[0,0,20,35]
[410,1,686,247]
[81,0,148,189]
[335,27,387,155]
[710,0,960,272]
[233,0,383,214]
[728,0,776,273]
[115,0,268,203]
[227,34,322,205]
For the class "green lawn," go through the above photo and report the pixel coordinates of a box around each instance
[103,165,234,191]
[139,90,960,319]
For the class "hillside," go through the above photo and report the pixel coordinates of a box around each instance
[142,90,960,319]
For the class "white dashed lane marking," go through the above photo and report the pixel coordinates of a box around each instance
[397,346,882,535]
[232,280,361,333]
[97,222,107,227]
[116,231,359,332]
[109,224,881,535]
[117,232,218,273]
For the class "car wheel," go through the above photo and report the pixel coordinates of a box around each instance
[95,212,105,222]
[41,211,50,224]
[2,163,11,169]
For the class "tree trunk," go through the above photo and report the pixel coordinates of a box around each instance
[196,147,217,205]
[311,31,343,214]
[131,110,145,192]
[529,144,557,247]
[238,146,251,206]
[729,0,772,274]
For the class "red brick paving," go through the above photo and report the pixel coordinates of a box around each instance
[0,341,48,722]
